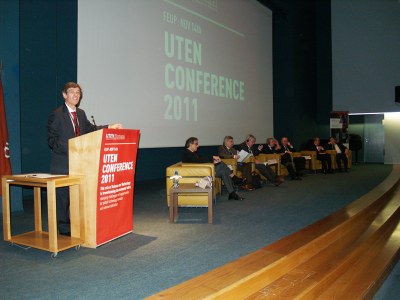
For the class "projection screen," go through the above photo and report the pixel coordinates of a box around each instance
[78,0,273,147]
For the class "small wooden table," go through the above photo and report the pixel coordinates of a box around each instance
[2,174,83,257]
[169,183,213,224]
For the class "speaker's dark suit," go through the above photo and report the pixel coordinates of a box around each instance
[47,104,106,234]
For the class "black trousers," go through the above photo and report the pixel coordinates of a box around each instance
[56,187,70,234]
[281,153,297,179]
[293,157,306,173]
[255,163,276,183]
[336,153,348,170]
[237,162,252,183]
[317,153,332,172]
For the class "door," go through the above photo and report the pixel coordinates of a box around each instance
[363,114,384,163]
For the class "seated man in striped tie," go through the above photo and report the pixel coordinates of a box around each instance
[47,82,123,236]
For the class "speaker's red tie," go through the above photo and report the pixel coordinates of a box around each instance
[71,111,80,136]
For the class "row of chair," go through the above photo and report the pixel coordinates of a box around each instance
[166,150,352,207]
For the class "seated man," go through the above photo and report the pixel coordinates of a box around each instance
[218,135,254,191]
[263,137,301,180]
[327,137,349,172]
[263,137,279,154]
[183,137,244,201]
[309,137,332,174]
[237,134,284,186]
[280,137,305,178]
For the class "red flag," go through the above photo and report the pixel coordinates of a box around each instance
[0,75,12,194]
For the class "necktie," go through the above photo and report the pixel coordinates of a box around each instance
[71,111,80,136]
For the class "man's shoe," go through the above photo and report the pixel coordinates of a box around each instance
[240,184,255,191]
[232,176,246,186]
[228,192,245,201]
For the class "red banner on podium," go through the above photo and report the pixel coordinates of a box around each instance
[96,129,140,246]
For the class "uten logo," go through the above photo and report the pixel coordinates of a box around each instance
[106,134,125,141]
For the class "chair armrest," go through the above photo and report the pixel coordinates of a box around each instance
[221,158,237,174]
[256,154,281,174]
[166,162,214,177]
[291,152,302,157]
[256,153,281,162]
[326,150,337,155]
[220,158,237,165]
[300,150,317,157]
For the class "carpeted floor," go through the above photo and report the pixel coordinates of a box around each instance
[0,164,399,299]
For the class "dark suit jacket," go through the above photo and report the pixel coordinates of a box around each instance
[182,148,213,163]
[47,104,106,174]
[278,144,297,153]
[262,145,277,154]
[276,144,297,160]
[308,144,326,154]
[218,145,238,159]
[236,141,260,156]
[326,142,347,153]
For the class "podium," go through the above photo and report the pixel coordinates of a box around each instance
[69,129,140,248]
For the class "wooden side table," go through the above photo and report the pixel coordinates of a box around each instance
[2,174,83,257]
[169,183,213,224]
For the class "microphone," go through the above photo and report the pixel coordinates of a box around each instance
[91,115,97,127]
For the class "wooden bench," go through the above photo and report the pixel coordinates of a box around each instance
[147,165,400,299]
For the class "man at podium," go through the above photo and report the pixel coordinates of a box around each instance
[47,82,122,236]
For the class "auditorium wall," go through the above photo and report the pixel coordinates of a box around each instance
[0,0,22,212]
[1,0,332,212]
